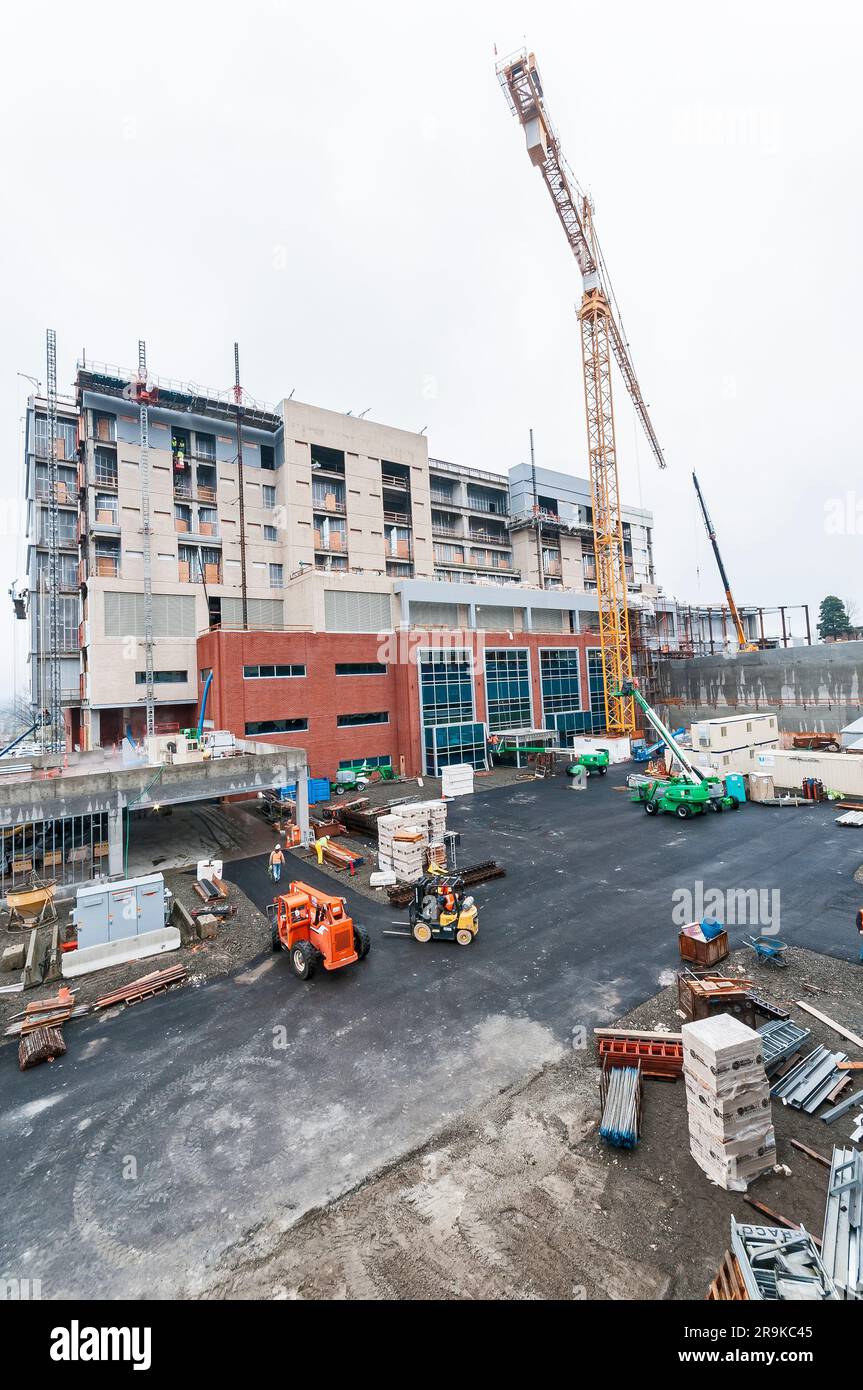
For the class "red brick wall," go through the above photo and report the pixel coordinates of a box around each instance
[195,628,599,779]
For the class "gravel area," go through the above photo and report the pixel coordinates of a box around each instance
[203,944,863,1300]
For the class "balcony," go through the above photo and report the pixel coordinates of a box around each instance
[35,480,77,507]
[386,540,413,561]
[314,535,347,554]
[312,495,346,515]
[93,555,120,579]
[382,472,409,491]
[432,523,460,538]
[468,528,509,547]
[179,559,221,585]
[543,560,562,578]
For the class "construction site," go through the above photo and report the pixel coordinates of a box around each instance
[2,18,862,1340]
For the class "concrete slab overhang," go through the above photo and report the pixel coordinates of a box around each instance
[0,745,307,825]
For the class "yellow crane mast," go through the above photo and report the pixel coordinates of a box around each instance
[497,50,666,736]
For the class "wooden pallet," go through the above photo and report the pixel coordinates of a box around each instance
[707,1250,749,1301]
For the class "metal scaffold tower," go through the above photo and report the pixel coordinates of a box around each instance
[137,340,156,736]
[44,328,63,751]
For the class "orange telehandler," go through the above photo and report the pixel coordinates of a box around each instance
[268,880,371,980]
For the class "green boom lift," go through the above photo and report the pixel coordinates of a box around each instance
[613,677,740,820]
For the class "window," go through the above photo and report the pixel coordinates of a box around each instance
[423,722,487,775]
[269,563,284,589]
[94,448,118,486]
[92,410,117,443]
[485,650,531,731]
[243,664,305,679]
[200,668,212,683]
[419,649,473,725]
[264,525,278,543]
[338,754,392,769]
[245,718,308,735]
[261,444,275,470]
[335,662,387,676]
[135,670,188,685]
[262,485,276,509]
[538,647,602,744]
[195,432,216,461]
[336,711,389,727]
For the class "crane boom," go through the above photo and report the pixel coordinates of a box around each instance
[497,50,666,737]
[692,472,754,651]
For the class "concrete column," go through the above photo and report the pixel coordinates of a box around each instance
[468,601,477,629]
[88,709,101,750]
[108,799,124,877]
[524,606,533,632]
[572,608,581,634]
[295,769,311,845]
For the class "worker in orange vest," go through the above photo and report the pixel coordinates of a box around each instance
[269,843,285,883]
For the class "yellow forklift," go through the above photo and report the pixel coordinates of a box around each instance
[406,873,479,946]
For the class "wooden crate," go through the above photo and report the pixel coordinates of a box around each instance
[678,926,729,967]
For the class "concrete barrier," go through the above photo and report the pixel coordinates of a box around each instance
[61,926,181,979]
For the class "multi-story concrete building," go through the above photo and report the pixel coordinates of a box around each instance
[20,355,680,776]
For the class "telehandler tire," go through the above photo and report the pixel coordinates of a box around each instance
[353,925,371,959]
[290,940,317,980]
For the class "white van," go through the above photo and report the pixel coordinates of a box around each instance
[202,730,237,759]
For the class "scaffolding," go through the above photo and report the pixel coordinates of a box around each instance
[44,329,63,752]
[137,340,156,736]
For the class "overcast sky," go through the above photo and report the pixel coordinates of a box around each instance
[2,0,861,698]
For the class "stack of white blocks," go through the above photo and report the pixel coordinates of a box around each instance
[377,800,448,883]
[682,1014,775,1192]
[441,763,474,798]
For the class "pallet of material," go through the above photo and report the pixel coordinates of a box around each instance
[19,1025,66,1070]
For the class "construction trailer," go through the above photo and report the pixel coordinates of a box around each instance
[690,713,780,778]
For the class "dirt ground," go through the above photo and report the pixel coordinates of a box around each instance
[202,944,863,1301]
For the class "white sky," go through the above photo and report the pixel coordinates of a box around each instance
[2,0,861,697]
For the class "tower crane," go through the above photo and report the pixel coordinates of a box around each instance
[692,472,756,652]
[497,51,667,736]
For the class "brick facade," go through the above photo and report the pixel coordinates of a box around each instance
[196,627,600,779]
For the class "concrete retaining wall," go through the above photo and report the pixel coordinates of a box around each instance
[655,642,863,736]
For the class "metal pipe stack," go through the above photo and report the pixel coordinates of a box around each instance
[683,1015,775,1191]
[599,1065,641,1148]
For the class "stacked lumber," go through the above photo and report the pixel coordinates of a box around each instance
[93,965,187,1009]
[318,839,364,872]
[13,988,76,1035]
[19,1026,66,1070]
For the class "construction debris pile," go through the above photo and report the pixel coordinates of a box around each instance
[683,1015,775,1192]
